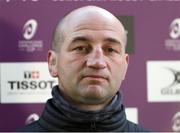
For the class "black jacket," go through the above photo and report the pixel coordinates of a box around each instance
[18,85,150,132]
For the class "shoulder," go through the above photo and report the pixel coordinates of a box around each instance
[126,120,151,132]
[16,121,46,132]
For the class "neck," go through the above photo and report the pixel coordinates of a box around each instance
[60,90,113,111]
[72,99,113,111]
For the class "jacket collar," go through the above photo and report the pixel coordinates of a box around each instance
[39,85,128,131]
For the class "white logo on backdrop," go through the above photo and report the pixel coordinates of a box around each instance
[172,111,180,132]
[147,61,180,102]
[170,18,180,39]
[23,19,38,40]
[163,67,180,89]
[0,62,58,103]
[165,18,180,51]
[18,19,43,52]
[25,113,39,125]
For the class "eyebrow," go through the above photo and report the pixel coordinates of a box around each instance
[71,36,122,46]
[71,36,90,43]
[104,38,121,45]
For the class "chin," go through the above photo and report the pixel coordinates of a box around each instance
[81,85,108,99]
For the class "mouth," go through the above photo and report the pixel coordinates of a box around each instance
[82,75,108,81]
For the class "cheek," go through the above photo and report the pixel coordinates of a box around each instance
[57,61,75,90]
[57,56,84,79]
[109,63,127,91]
[110,59,127,80]
[56,56,70,81]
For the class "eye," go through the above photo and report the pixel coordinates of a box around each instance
[73,46,88,54]
[76,46,84,51]
[107,48,116,53]
[104,47,119,54]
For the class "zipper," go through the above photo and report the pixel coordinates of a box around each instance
[90,121,96,131]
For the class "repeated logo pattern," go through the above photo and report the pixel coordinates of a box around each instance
[23,19,38,40]
[170,18,180,39]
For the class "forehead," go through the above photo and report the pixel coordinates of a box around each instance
[67,11,123,31]
[62,11,125,44]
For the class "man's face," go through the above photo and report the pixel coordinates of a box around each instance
[52,12,129,106]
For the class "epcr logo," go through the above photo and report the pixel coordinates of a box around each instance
[23,19,38,40]
[172,111,180,132]
[25,113,39,125]
[169,18,180,39]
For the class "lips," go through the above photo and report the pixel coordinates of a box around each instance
[82,74,108,81]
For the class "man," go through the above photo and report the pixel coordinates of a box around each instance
[18,5,149,132]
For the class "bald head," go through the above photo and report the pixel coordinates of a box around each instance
[52,6,127,51]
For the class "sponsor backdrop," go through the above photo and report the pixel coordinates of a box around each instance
[0,0,180,132]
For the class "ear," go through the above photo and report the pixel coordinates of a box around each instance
[122,53,129,80]
[125,53,129,65]
[47,50,58,77]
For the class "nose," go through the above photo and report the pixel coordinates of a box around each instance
[86,46,107,69]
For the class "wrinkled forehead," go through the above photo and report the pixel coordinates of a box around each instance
[62,6,126,36]
[55,6,127,48]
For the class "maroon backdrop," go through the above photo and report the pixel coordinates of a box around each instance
[0,0,180,132]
